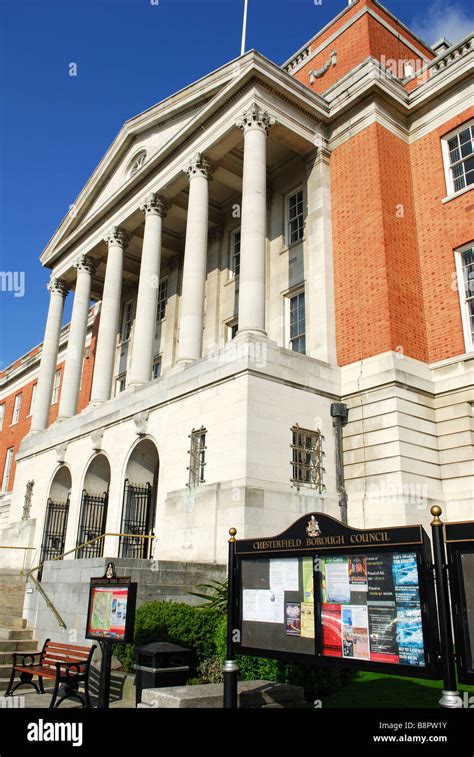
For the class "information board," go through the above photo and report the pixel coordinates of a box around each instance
[85,563,137,644]
[235,513,440,678]
[445,520,474,684]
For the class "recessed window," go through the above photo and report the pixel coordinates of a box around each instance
[51,370,61,405]
[128,150,147,178]
[2,448,14,492]
[187,427,207,487]
[115,374,126,396]
[288,290,306,354]
[230,228,241,277]
[152,357,161,380]
[0,404,4,432]
[290,425,324,491]
[156,279,168,322]
[12,393,22,424]
[455,244,474,351]
[287,189,304,245]
[121,300,134,342]
[28,384,37,416]
[226,318,238,341]
[443,123,474,195]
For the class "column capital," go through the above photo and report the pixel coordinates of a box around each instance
[47,277,68,298]
[183,152,213,181]
[104,226,129,249]
[140,192,170,218]
[236,104,275,135]
[73,253,97,276]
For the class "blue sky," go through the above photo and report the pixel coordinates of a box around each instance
[0,0,473,366]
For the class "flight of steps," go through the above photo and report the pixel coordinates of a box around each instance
[0,570,38,692]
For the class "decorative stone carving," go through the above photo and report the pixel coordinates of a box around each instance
[90,428,104,451]
[47,278,68,298]
[235,103,275,134]
[104,226,129,249]
[133,411,149,436]
[140,192,170,218]
[55,443,68,463]
[183,152,213,180]
[73,253,97,276]
[309,51,337,84]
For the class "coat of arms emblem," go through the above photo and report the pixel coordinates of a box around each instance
[306,515,321,537]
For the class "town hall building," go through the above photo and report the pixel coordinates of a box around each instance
[0,0,472,644]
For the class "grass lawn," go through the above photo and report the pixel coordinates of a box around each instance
[323,672,474,708]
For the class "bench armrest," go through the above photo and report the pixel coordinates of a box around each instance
[14,651,43,667]
[55,660,87,678]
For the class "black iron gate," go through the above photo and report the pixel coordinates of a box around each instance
[76,489,109,558]
[39,497,70,580]
[119,479,153,559]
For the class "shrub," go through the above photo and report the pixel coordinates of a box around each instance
[114,600,221,675]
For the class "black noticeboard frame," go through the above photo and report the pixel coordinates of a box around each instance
[85,563,137,644]
[233,513,441,679]
[445,520,474,685]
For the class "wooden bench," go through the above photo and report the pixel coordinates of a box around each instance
[4,638,96,708]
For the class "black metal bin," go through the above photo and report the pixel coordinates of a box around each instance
[135,642,191,705]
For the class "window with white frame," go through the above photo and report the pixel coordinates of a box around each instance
[287,189,304,245]
[443,122,474,195]
[455,244,474,351]
[187,427,207,486]
[28,384,37,416]
[121,300,134,342]
[152,357,161,379]
[156,279,168,322]
[115,374,126,396]
[12,393,22,424]
[2,448,14,492]
[230,228,241,277]
[287,290,306,354]
[51,370,61,405]
[0,404,4,431]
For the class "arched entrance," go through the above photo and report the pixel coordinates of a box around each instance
[39,466,71,577]
[119,439,159,559]
[76,454,110,558]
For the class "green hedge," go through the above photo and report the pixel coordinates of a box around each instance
[115,600,354,699]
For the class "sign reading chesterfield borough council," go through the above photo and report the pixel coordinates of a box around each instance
[233,513,440,679]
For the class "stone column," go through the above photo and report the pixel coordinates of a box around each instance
[305,145,337,364]
[128,193,169,386]
[177,153,212,363]
[90,226,128,403]
[30,278,68,431]
[58,255,96,419]
[235,104,275,336]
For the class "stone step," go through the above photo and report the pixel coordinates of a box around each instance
[0,616,27,629]
[0,648,39,665]
[0,628,33,641]
[0,640,38,652]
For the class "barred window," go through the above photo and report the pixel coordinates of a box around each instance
[444,123,474,194]
[287,189,304,244]
[187,427,207,486]
[290,425,324,491]
[156,278,168,321]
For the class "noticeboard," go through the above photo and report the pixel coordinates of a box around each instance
[445,520,474,685]
[85,563,137,643]
[234,513,440,678]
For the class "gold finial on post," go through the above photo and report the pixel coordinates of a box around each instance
[228,527,237,543]
[430,505,443,527]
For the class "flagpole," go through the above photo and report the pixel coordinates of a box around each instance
[240,0,249,56]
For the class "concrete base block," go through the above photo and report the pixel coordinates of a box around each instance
[140,680,305,708]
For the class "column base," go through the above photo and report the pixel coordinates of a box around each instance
[234,328,268,340]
